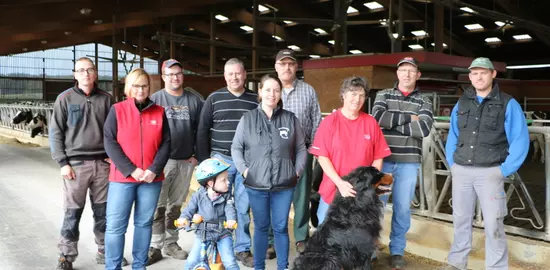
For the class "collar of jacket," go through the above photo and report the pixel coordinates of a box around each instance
[73,82,99,96]
[392,82,420,96]
[199,186,227,205]
[257,102,283,118]
[131,97,155,112]
[464,82,501,101]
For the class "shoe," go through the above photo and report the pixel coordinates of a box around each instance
[96,251,129,266]
[295,241,306,254]
[147,247,163,266]
[235,251,255,268]
[56,255,73,270]
[390,255,405,269]
[163,242,188,260]
[266,244,276,260]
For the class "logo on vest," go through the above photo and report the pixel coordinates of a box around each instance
[150,120,158,125]
[279,127,290,139]
[364,134,371,140]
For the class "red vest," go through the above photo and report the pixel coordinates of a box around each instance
[109,98,165,183]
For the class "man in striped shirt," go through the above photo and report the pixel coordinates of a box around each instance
[196,58,258,268]
[371,57,434,269]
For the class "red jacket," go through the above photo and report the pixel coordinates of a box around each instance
[104,98,171,183]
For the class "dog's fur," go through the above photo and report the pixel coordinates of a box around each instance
[292,166,393,270]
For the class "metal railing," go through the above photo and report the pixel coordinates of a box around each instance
[0,103,53,137]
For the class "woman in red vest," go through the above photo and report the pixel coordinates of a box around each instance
[103,68,171,269]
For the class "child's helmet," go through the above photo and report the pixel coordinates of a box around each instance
[195,158,231,186]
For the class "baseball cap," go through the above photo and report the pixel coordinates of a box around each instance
[397,57,418,68]
[468,57,494,70]
[161,59,183,70]
[275,49,297,62]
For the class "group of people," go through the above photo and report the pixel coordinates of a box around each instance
[49,50,528,270]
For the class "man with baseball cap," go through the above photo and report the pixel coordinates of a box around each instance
[371,56,434,269]
[147,59,204,265]
[441,57,529,270]
[271,49,321,256]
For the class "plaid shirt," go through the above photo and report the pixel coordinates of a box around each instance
[282,79,322,146]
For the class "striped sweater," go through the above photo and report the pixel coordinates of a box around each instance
[371,85,434,163]
[196,87,259,162]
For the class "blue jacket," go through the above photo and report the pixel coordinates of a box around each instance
[179,187,237,241]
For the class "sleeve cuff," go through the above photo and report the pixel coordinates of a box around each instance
[58,159,69,167]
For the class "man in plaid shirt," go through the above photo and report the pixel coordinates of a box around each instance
[269,49,322,256]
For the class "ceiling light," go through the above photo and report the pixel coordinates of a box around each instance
[314,28,328,35]
[189,27,195,31]
[464,23,484,30]
[273,35,284,41]
[431,42,448,47]
[80,8,92,15]
[485,37,501,43]
[94,19,103,24]
[64,31,72,36]
[287,45,301,51]
[143,48,149,51]
[283,20,295,25]
[507,64,550,70]
[380,19,387,26]
[364,1,384,10]
[350,49,363,54]
[309,55,320,58]
[408,44,424,50]
[240,25,253,32]
[495,21,505,27]
[411,30,427,37]
[258,4,270,12]
[153,51,159,54]
[392,33,399,38]
[328,40,335,45]
[41,40,47,44]
[347,6,359,14]
[22,48,28,52]
[460,7,475,13]
[132,44,138,48]
[513,34,532,40]
[215,14,229,22]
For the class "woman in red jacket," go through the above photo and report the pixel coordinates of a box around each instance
[103,68,171,270]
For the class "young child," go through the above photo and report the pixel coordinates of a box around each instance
[177,158,240,270]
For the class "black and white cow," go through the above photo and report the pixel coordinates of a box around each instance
[11,110,33,125]
[29,113,47,138]
[525,111,550,163]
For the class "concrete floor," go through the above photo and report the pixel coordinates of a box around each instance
[0,139,442,270]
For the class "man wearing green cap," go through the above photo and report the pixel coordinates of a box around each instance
[442,57,529,270]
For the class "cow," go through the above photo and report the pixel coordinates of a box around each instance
[29,113,47,138]
[525,111,547,163]
[11,110,33,125]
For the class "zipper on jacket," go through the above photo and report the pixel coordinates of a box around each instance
[140,113,144,169]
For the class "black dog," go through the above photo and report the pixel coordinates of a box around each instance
[292,166,393,270]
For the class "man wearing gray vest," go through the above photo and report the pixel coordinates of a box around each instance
[441,57,529,270]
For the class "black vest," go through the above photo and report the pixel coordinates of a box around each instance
[453,84,511,167]
[241,105,299,191]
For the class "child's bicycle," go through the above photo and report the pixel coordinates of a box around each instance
[175,216,237,270]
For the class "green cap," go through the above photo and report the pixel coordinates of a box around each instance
[468,57,494,70]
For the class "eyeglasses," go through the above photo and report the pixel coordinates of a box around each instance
[163,72,183,78]
[75,68,96,74]
[131,84,150,90]
[397,69,418,74]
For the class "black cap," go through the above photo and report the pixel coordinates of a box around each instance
[397,57,418,68]
[275,49,297,62]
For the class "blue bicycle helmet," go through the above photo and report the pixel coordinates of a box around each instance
[195,158,231,186]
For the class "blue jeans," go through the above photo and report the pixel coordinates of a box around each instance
[213,154,251,253]
[185,235,240,270]
[316,197,330,225]
[379,161,420,256]
[105,181,162,270]
[246,187,295,270]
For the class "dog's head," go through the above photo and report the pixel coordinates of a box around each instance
[344,166,393,197]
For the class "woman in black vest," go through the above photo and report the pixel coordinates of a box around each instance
[232,74,307,270]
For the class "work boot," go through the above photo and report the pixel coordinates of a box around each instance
[295,241,306,254]
[163,242,188,260]
[266,244,276,259]
[96,250,129,266]
[56,255,73,270]
[235,251,255,268]
[390,255,405,269]
[147,247,163,266]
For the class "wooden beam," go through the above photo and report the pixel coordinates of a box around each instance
[495,0,550,48]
